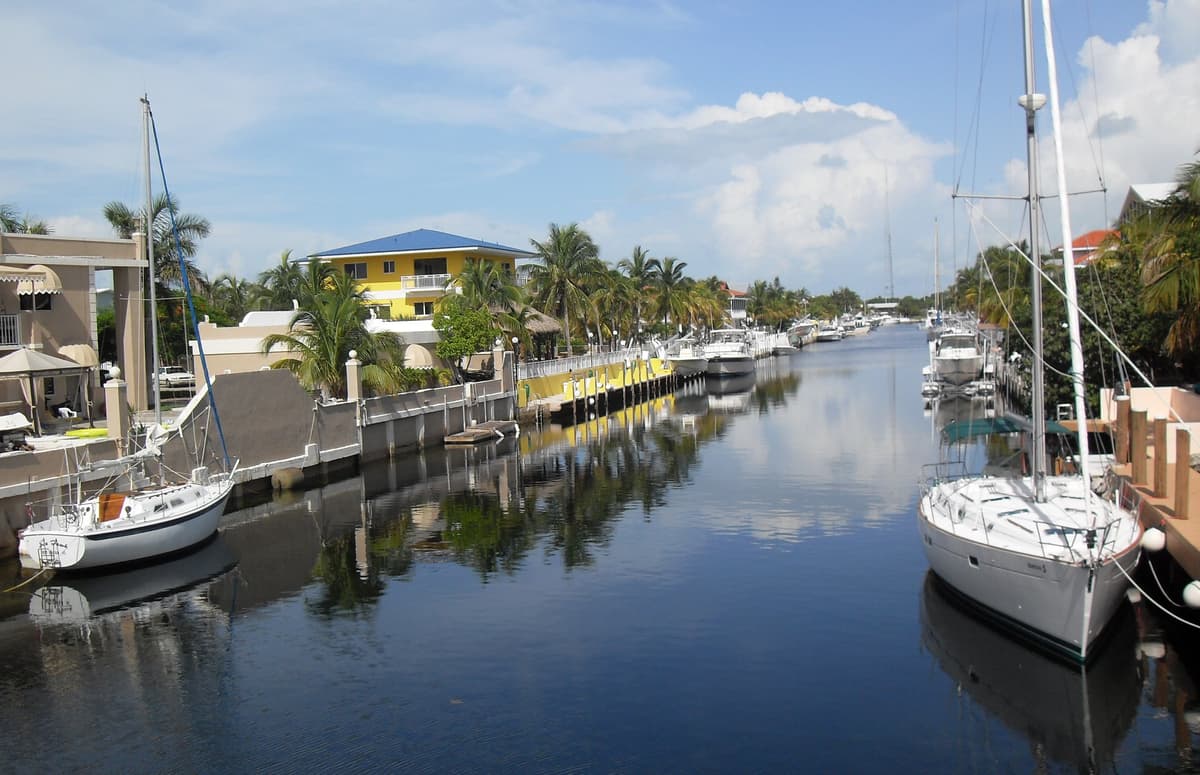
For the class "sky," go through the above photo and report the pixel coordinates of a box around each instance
[2,0,1198,299]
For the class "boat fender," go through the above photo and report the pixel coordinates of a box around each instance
[1141,527,1166,553]
[1138,640,1166,659]
[1183,580,1200,609]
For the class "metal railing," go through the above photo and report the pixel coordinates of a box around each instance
[518,348,645,380]
[0,314,20,347]
[400,273,452,290]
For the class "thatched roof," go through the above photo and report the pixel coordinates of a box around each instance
[489,304,561,336]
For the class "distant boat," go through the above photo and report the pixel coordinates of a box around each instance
[17,97,235,573]
[664,336,708,376]
[917,0,1142,663]
[703,329,755,377]
[769,332,797,356]
[930,327,984,386]
[815,322,844,342]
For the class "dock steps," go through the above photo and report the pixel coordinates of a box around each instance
[444,420,519,445]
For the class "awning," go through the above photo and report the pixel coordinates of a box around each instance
[942,416,1070,444]
[57,343,100,368]
[0,347,91,378]
[404,343,434,369]
[14,265,63,295]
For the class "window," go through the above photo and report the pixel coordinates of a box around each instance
[413,302,434,316]
[19,293,53,311]
[343,262,368,280]
[383,260,396,274]
[367,304,392,320]
[413,258,447,275]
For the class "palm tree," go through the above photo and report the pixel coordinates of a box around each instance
[262,270,406,399]
[258,249,307,310]
[528,223,601,356]
[1,204,51,234]
[618,245,657,333]
[103,193,210,292]
[651,256,691,327]
[209,274,261,322]
[1126,156,1200,357]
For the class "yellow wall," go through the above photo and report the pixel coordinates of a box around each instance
[326,251,515,318]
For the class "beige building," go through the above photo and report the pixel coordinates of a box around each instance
[0,232,149,426]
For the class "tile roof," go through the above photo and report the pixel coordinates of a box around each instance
[311,228,535,259]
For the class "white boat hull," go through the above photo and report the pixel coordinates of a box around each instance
[668,356,708,376]
[933,353,984,385]
[18,480,232,571]
[706,356,755,377]
[917,476,1140,660]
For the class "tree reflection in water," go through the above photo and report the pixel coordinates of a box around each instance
[305,364,802,601]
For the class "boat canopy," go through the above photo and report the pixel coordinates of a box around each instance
[941,416,1069,444]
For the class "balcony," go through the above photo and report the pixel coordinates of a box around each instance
[0,315,21,348]
[400,273,452,291]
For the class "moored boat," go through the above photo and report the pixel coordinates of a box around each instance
[703,329,755,376]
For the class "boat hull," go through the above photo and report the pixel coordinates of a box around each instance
[18,483,232,571]
[917,490,1139,661]
[933,353,984,385]
[706,356,755,377]
[668,357,708,376]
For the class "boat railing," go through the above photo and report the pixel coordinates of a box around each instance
[921,461,970,487]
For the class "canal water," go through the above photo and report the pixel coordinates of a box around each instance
[1,324,1197,773]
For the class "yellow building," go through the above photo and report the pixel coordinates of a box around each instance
[309,228,535,319]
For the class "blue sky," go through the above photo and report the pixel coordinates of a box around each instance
[3,0,1197,298]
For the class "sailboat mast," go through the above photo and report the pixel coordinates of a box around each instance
[1020,0,1048,501]
[933,218,940,313]
[1040,0,1093,513]
[142,96,162,427]
[885,166,895,299]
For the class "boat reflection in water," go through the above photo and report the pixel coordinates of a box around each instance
[28,534,238,624]
[920,572,1142,772]
[705,372,755,414]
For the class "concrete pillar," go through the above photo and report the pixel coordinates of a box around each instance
[345,350,362,402]
[1177,428,1191,519]
[104,373,130,446]
[1155,418,1169,498]
[1131,410,1148,485]
[1115,396,1131,464]
[113,258,148,411]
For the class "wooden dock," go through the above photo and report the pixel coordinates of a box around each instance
[444,420,519,445]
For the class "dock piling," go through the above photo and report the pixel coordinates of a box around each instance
[1155,417,1169,498]
[1132,410,1149,485]
[1177,428,1191,519]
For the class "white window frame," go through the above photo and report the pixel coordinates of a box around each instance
[383,260,396,274]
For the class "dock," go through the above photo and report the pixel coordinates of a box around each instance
[444,420,519,445]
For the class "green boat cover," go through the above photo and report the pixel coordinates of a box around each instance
[941,416,1070,443]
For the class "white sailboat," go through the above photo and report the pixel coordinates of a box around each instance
[917,0,1142,662]
[17,97,235,572]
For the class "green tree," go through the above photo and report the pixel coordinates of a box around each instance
[617,245,656,333]
[0,204,51,234]
[103,193,210,292]
[528,223,601,355]
[1121,157,1200,359]
[209,273,262,322]
[258,249,307,310]
[262,270,406,399]
[652,256,691,327]
[433,295,500,383]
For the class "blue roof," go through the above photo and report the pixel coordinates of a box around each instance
[310,228,535,259]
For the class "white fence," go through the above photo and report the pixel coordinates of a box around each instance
[518,348,646,380]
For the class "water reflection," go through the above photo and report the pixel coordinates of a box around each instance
[29,534,237,623]
[920,572,1142,772]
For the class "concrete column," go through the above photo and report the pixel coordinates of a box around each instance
[104,374,130,446]
[1131,410,1148,485]
[1154,418,1169,498]
[345,350,362,402]
[1177,428,1191,519]
[1115,396,1131,464]
[113,260,147,411]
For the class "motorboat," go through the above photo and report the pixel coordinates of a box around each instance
[930,327,984,385]
[815,322,844,342]
[769,332,797,356]
[703,330,755,377]
[664,336,708,376]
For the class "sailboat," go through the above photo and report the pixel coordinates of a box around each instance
[917,0,1142,662]
[17,97,235,572]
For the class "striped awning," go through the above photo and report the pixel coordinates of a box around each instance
[0,264,63,294]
